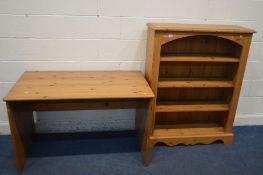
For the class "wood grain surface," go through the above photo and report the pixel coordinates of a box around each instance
[4,71,154,101]
[147,23,256,33]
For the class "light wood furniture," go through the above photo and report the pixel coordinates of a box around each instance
[144,23,255,162]
[3,71,154,173]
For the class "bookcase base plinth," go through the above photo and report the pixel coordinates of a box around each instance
[149,133,233,147]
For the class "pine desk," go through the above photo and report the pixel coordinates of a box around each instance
[3,71,154,173]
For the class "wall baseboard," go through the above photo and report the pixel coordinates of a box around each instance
[234,114,263,126]
[0,121,10,134]
[1,114,263,135]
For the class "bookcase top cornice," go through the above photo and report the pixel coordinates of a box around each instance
[147,23,256,34]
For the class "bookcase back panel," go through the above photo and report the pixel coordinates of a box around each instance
[155,111,228,126]
[161,35,242,58]
[157,88,233,103]
[159,62,238,80]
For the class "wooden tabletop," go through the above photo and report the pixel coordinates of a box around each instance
[3,71,154,101]
[147,23,256,33]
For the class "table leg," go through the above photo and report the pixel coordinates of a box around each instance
[135,99,153,166]
[6,102,35,173]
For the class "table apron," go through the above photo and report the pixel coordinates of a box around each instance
[7,98,150,111]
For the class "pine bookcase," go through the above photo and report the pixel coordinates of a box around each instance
[143,23,255,164]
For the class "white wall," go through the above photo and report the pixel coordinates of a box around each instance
[0,0,263,134]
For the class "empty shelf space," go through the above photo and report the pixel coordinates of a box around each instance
[156,103,229,112]
[160,55,240,62]
[157,88,233,104]
[160,35,242,59]
[152,123,225,137]
[158,78,234,88]
[159,62,238,83]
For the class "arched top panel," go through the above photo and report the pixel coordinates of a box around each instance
[161,35,242,58]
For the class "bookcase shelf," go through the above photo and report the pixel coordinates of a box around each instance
[158,80,234,88]
[160,55,240,62]
[153,123,224,137]
[144,23,255,163]
[156,104,229,112]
